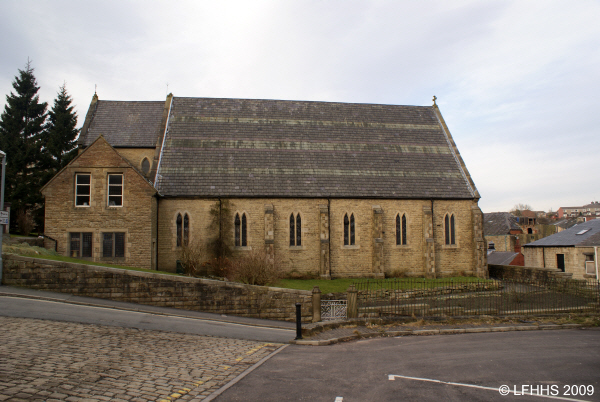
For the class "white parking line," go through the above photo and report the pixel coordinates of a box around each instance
[388,375,590,402]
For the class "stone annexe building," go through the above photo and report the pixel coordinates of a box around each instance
[42,94,487,278]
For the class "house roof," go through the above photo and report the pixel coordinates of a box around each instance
[524,219,600,247]
[153,97,479,199]
[483,212,521,235]
[487,251,520,265]
[78,99,165,148]
[553,218,579,230]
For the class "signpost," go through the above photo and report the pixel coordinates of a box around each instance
[0,150,6,282]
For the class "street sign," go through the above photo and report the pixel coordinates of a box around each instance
[0,210,8,225]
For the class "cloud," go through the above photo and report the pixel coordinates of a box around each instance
[1,0,598,212]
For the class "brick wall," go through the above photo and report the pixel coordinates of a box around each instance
[1,254,313,322]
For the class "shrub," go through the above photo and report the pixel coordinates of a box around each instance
[230,249,282,286]
[178,240,205,276]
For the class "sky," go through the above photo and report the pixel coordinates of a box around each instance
[1,0,598,213]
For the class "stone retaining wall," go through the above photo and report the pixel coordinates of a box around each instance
[488,264,573,282]
[1,254,313,322]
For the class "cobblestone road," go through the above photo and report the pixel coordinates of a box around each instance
[0,317,283,402]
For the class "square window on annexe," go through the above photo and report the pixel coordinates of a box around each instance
[70,232,92,258]
[107,174,123,207]
[103,232,125,258]
[75,174,91,206]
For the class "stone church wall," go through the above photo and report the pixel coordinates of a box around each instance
[156,197,487,278]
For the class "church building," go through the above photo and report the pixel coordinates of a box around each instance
[41,94,487,278]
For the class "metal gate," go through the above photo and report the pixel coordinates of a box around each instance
[321,300,347,321]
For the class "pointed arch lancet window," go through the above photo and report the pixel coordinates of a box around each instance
[445,213,456,245]
[176,213,189,247]
[296,214,302,246]
[235,213,241,247]
[176,214,182,247]
[290,213,302,246]
[344,214,349,245]
[141,158,150,174]
[289,214,295,246]
[235,213,247,247]
[396,213,407,245]
[183,213,189,246]
[350,214,355,245]
[344,213,355,246]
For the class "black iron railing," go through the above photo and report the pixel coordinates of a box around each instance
[352,277,600,317]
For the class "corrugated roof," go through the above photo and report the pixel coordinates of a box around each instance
[484,212,521,236]
[524,219,600,247]
[79,100,165,148]
[154,97,478,199]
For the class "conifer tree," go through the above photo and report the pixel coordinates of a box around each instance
[45,82,78,174]
[0,60,48,230]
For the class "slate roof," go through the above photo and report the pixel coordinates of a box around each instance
[524,219,600,247]
[79,100,165,148]
[553,218,579,230]
[154,97,478,199]
[483,213,522,236]
[487,251,520,265]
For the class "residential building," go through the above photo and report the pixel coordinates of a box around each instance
[558,202,600,219]
[522,219,600,279]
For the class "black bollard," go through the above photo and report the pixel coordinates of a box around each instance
[295,302,302,340]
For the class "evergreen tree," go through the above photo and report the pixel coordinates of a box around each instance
[45,82,78,174]
[0,60,48,231]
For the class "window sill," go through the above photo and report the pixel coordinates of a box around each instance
[442,244,459,249]
[289,246,305,251]
[342,245,360,250]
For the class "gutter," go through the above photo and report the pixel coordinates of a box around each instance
[154,95,174,193]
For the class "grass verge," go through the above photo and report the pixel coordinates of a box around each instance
[2,243,180,276]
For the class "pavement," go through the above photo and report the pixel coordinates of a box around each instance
[295,319,585,346]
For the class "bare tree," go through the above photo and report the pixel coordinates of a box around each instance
[510,203,533,216]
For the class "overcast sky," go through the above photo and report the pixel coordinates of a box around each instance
[1,0,598,213]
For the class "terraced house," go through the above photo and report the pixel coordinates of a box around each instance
[41,94,487,278]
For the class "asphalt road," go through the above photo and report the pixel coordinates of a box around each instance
[215,328,600,402]
[0,296,295,343]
